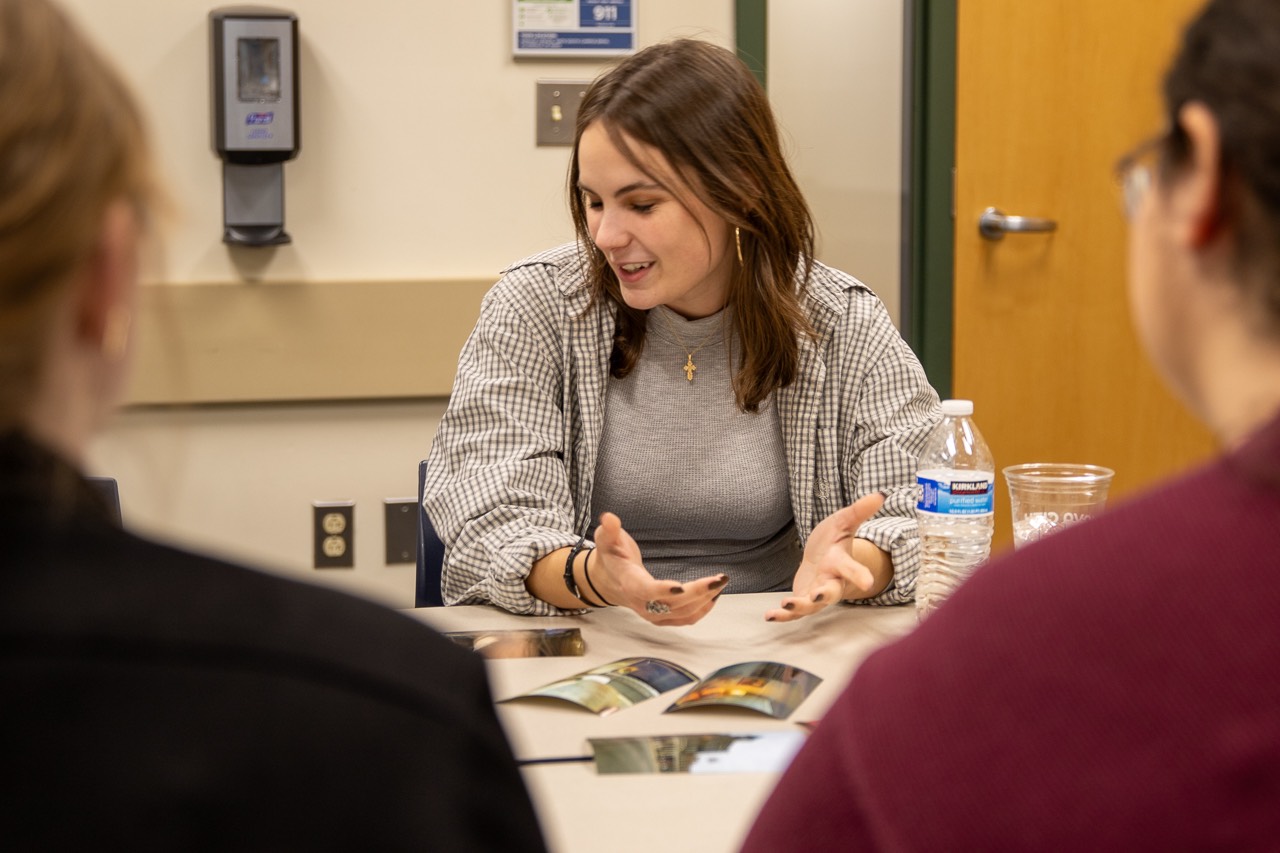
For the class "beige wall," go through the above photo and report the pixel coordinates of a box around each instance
[63,0,735,282]
[771,0,904,318]
[74,0,905,607]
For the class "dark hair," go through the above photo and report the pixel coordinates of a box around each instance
[1163,0,1280,324]
[567,38,816,413]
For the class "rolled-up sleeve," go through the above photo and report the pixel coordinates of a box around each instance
[423,269,586,616]
[834,282,941,606]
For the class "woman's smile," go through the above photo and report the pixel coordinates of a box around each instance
[577,120,733,319]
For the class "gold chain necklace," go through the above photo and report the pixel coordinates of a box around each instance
[654,309,721,382]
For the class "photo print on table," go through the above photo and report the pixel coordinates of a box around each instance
[665,661,822,720]
[504,657,698,716]
[589,732,808,775]
[444,627,585,659]
[505,658,822,719]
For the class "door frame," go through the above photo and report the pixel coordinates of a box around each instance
[902,0,957,398]
[737,0,955,395]
[734,0,767,89]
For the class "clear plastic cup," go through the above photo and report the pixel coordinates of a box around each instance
[1003,463,1115,549]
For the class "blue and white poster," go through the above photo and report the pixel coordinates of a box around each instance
[513,0,636,58]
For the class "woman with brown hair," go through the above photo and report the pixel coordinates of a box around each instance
[1,1,543,846]
[425,39,940,624]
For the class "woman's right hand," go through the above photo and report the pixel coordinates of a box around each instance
[591,512,727,626]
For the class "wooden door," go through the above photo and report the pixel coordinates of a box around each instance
[953,0,1215,552]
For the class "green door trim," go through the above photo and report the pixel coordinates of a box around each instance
[739,1,954,393]
[904,0,956,398]
[735,0,767,89]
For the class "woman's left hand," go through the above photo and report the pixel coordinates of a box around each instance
[765,492,888,622]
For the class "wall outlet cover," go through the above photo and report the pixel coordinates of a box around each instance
[313,501,354,569]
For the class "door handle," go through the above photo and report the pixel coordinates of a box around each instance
[978,207,1058,241]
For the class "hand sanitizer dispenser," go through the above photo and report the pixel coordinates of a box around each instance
[210,7,299,246]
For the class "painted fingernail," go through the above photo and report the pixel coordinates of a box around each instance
[670,586,685,594]
[782,602,795,611]
[812,593,826,603]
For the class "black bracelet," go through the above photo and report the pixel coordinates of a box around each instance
[563,536,598,607]
[582,547,614,607]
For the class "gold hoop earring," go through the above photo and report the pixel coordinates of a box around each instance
[735,226,743,266]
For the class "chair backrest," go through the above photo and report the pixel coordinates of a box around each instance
[87,476,123,526]
[416,460,446,607]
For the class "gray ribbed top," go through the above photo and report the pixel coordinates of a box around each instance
[589,306,799,593]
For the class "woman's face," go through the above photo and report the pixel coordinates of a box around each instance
[577,121,734,319]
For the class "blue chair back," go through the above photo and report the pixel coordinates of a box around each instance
[416,460,446,607]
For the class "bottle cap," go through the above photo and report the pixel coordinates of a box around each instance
[940,399,974,416]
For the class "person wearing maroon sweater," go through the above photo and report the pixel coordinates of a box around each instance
[743,0,1280,849]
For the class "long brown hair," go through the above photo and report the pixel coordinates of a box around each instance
[1162,0,1280,327]
[0,0,156,429]
[568,39,816,413]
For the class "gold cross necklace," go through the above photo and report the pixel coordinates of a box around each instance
[654,308,722,382]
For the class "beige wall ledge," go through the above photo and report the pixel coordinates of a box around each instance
[127,279,492,405]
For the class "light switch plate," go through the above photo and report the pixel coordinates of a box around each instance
[384,498,418,565]
[536,80,590,146]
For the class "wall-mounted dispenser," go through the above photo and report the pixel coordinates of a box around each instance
[210,6,299,246]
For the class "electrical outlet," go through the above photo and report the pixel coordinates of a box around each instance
[384,498,417,565]
[313,501,354,569]
[536,80,590,146]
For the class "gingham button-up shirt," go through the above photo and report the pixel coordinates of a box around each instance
[424,243,941,615]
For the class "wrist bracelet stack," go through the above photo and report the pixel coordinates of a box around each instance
[563,536,604,607]
[582,548,614,606]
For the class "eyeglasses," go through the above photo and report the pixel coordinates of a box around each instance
[1114,134,1165,221]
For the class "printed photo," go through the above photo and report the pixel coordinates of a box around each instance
[665,661,822,720]
[505,657,697,716]
[444,627,585,659]
[590,732,808,775]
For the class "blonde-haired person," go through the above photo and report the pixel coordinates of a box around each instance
[425,39,941,624]
[0,1,543,847]
[744,0,1280,847]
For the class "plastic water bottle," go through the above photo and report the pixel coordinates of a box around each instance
[915,399,995,619]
